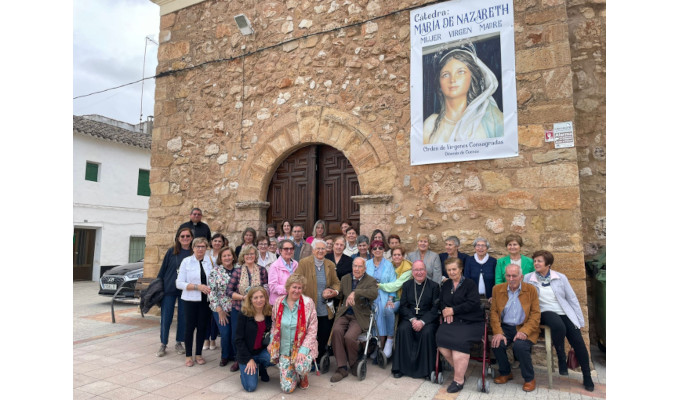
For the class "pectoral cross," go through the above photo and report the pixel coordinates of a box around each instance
[414,306,420,315]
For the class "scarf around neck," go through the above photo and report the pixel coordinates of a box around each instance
[272,296,306,361]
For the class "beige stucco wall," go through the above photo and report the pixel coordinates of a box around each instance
[145,0,602,352]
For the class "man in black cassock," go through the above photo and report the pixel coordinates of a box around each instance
[392,261,441,378]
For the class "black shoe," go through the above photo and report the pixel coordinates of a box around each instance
[392,372,403,378]
[558,359,568,376]
[583,375,594,391]
[447,381,464,393]
[219,358,228,367]
[260,367,270,382]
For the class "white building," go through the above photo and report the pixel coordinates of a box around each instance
[73,115,152,281]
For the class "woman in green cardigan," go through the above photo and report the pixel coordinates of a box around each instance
[495,234,534,284]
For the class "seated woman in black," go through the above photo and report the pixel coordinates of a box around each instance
[437,258,485,393]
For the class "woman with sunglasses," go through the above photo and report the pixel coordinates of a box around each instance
[365,240,397,359]
[155,227,193,357]
[267,239,299,306]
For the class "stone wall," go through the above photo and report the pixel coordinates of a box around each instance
[567,0,605,257]
[566,0,606,344]
[145,0,593,348]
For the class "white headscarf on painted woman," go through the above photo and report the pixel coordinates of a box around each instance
[424,42,504,144]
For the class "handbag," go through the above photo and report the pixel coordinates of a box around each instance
[261,332,271,347]
[567,348,579,370]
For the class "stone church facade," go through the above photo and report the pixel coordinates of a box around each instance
[145,0,605,344]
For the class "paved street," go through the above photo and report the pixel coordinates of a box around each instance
[74,281,606,399]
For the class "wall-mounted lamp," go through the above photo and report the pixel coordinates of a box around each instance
[234,14,254,36]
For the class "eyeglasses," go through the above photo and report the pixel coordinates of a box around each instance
[372,246,384,251]
[194,245,207,249]
[281,247,294,251]
[258,243,268,247]
[314,247,326,251]
[179,235,192,238]
[244,253,256,257]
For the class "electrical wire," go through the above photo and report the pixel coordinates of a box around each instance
[72,0,444,100]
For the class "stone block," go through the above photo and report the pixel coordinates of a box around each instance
[542,66,573,100]
[498,190,538,210]
[158,41,190,61]
[517,125,545,148]
[539,232,582,252]
[515,167,541,188]
[540,163,579,187]
[552,252,586,280]
[466,193,497,210]
[518,101,574,124]
[151,153,174,168]
[515,164,578,188]
[358,167,393,194]
[539,187,580,209]
[150,182,169,196]
[524,8,567,26]
[145,233,171,247]
[144,246,159,265]
[492,154,526,168]
[160,13,176,30]
[161,194,185,207]
[532,148,577,163]
[480,171,512,192]
[515,43,572,74]
[545,211,580,232]
[435,196,468,213]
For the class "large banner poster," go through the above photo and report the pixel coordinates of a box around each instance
[410,0,518,165]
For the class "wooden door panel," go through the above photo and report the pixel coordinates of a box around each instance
[318,146,360,235]
[268,146,315,235]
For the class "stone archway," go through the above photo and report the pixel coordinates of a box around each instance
[234,106,397,236]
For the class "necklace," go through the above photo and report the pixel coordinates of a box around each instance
[414,279,427,315]
[443,114,461,124]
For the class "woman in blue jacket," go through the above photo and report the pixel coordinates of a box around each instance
[155,227,193,357]
[463,237,496,300]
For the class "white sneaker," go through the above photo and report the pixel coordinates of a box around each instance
[175,342,185,354]
[384,338,393,358]
[156,344,167,357]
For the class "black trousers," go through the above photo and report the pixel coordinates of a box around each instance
[540,312,591,376]
[184,299,211,357]
[316,315,333,361]
[492,323,534,382]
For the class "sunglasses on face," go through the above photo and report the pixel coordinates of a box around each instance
[281,247,294,251]
[372,246,384,251]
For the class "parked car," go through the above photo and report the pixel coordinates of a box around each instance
[99,260,144,297]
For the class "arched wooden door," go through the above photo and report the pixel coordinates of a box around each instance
[267,145,360,236]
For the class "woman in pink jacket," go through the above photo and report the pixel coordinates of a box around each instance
[268,274,318,393]
[267,239,299,305]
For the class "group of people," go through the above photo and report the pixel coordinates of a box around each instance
[155,210,594,394]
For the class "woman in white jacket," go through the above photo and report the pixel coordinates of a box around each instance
[523,250,594,392]
[176,237,212,367]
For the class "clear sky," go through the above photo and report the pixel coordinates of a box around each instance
[73,0,160,125]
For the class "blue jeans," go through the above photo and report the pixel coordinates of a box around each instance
[204,317,218,341]
[213,311,235,360]
[239,349,272,392]
[160,295,185,345]
[230,309,240,357]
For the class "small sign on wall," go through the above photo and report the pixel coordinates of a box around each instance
[553,121,574,148]
[544,129,554,142]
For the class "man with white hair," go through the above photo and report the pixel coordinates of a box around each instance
[293,239,341,364]
[489,264,540,392]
